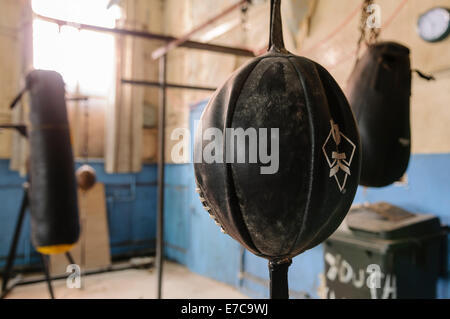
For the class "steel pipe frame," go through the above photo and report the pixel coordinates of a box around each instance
[156,56,167,300]
[35,14,255,58]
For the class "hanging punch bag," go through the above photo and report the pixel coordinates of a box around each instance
[20,70,80,255]
[346,42,412,187]
[194,0,360,299]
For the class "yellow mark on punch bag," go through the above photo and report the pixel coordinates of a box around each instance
[36,244,75,255]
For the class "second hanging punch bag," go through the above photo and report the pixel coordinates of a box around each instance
[346,42,412,187]
[25,70,80,255]
[194,0,361,298]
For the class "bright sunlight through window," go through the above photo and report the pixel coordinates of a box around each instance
[31,0,121,96]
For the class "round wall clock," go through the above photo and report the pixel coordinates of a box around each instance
[417,7,450,43]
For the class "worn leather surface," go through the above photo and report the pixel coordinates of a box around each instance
[194,51,361,259]
[27,70,80,249]
[346,42,411,187]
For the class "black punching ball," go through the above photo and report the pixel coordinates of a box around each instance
[194,0,360,298]
[346,42,411,187]
[27,70,80,255]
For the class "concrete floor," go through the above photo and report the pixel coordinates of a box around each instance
[4,261,248,299]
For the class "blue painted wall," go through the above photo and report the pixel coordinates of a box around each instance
[0,160,158,268]
[0,160,35,268]
[163,99,449,299]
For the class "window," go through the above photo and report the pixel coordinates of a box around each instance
[31,0,121,158]
[32,0,120,95]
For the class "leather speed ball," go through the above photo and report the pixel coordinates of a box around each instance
[194,0,361,264]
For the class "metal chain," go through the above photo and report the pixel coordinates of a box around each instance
[241,1,250,44]
[355,0,380,63]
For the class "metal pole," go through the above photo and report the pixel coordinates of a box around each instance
[268,258,292,299]
[1,183,29,296]
[0,125,28,138]
[6,260,154,289]
[121,79,216,92]
[65,252,76,265]
[40,254,55,299]
[156,55,167,299]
